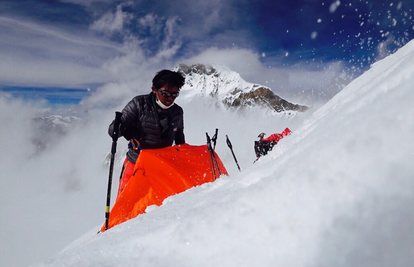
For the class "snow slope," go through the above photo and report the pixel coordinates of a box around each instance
[36,40,414,266]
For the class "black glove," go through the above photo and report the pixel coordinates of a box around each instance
[119,122,142,141]
[108,120,119,138]
[108,120,141,140]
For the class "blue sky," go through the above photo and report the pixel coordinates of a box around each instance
[1,86,91,104]
[0,0,413,105]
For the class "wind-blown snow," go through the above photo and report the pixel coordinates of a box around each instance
[34,41,414,266]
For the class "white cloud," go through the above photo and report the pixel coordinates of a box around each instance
[0,15,120,87]
[0,12,348,108]
[57,0,117,5]
[180,47,264,78]
[202,9,221,32]
[179,47,348,103]
[0,93,118,266]
[138,13,162,36]
[90,2,134,35]
[154,16,182,61]
[0,2,350,107]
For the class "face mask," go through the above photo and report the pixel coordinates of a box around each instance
[156,94,175,109]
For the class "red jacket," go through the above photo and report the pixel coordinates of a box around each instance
[261,128,291,142]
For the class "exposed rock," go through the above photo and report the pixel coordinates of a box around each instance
[176,63,308,114]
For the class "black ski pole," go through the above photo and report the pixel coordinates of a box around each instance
[211,128,218,150]
[212,151,221,176]
[206,133,217,180]
[209,130,222,176]
[105,111,122,231]
[226,135,241,171]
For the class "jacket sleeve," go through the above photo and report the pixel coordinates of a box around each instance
[121,97,144,140]
[108,97,142,140]
[121,98,139,124]
[174,108,185,145]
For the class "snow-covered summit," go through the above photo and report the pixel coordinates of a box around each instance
[176,63,308,114]
[178,63,251,97]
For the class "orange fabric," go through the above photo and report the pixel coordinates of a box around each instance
[116,158,135,198]
[101,144,227,232]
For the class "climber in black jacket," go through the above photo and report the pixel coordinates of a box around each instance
[108,69,186,196]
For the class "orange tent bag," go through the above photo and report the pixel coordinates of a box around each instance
[101,144,227,232]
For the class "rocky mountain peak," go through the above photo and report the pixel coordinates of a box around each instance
[178,63,217,76]
[176,63,308,114]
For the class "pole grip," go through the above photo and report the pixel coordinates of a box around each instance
[226,135,232,149]
[206,133,217,180]
[226,135,241,171]
[112,112,123,141]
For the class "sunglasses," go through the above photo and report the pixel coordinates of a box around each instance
[158,89,179,98]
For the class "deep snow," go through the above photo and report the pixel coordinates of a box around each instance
[30,40,414,266]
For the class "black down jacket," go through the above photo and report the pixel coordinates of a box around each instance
[109,92,185,163]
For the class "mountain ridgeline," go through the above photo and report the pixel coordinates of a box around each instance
[176,63,308,114]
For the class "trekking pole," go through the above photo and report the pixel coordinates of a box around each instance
[226,135,241,171]
[206,133,217,180]
[211,128,218,150]
[105,111,122,231]
[207,130,222,175]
